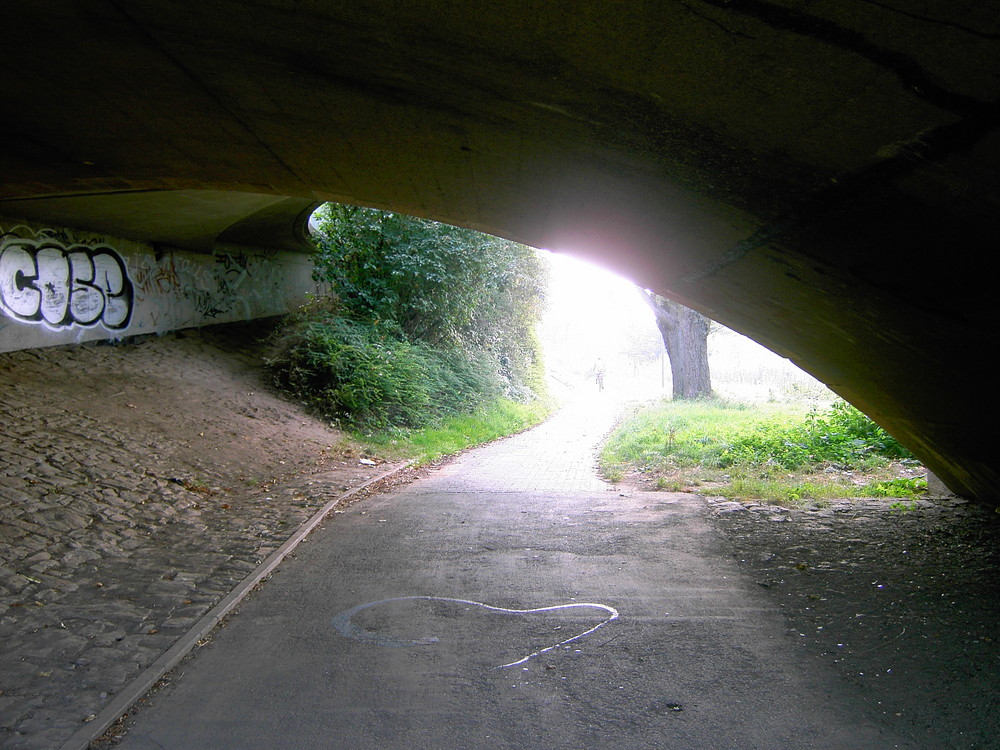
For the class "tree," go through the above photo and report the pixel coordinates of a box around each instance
[310,203,548,398]
[642,291,713,400]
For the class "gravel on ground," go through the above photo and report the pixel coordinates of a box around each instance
[701,494,1000,749]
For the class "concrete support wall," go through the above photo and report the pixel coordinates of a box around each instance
[0,219,316,352]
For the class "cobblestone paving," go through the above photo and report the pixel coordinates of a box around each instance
[0,325,382,750]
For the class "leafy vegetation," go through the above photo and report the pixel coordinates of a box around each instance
[600,397,924,504]
[269,309,497,431]
[311,203,547,395]
[268,204,550,443]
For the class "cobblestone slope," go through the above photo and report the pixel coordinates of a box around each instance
[0,323,382,749]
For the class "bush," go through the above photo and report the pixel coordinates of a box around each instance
[804,399,911,461]
[268,311,499,432]
[713,399,913,470]
[310,203,547,382]
[276,204,549,435]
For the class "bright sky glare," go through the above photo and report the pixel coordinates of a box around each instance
[538,250,829,402]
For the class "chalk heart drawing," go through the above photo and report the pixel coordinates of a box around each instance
[331,596,619,669]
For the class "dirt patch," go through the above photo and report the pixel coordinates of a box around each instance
[698,494,1000,749]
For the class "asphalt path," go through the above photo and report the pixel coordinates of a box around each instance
[115,393,910,749]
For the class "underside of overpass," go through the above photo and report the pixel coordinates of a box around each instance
[2,2,999,503]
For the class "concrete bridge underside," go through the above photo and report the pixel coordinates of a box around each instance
[2,2,999,503]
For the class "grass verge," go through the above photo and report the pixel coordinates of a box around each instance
[359,396,553,465]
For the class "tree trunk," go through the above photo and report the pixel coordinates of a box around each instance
[643,292,713,400]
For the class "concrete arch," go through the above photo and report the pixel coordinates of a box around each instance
[1,2,999,503]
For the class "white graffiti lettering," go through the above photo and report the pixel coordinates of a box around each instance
[0,237,133,330]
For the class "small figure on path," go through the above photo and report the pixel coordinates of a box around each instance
[594,358,606,391]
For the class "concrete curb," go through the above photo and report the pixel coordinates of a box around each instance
[58,460,414,750]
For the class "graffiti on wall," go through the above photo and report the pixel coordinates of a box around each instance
[0,234,134,331]
[0,221,311,352]
[129,247,284,327]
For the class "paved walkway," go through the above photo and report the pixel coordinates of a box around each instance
[426,390,619,494]
[113,393,911,749]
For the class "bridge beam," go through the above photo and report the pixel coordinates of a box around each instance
[2,1,999,502]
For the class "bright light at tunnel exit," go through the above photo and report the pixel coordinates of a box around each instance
[540,251,654,355]
[537,250,830,403]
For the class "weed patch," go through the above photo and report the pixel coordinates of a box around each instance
[267,309,499,432]
[601,398,923,504]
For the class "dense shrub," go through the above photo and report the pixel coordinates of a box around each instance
[716,399,912,469]
[268,310,498,432]
[268,203,549,433]
[804,399,911,460]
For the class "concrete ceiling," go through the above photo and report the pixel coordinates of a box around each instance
[2,1,999,503]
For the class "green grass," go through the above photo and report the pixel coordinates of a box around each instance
[601,399,807,475]
[359,396,553,465]
[600,397,924,505]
